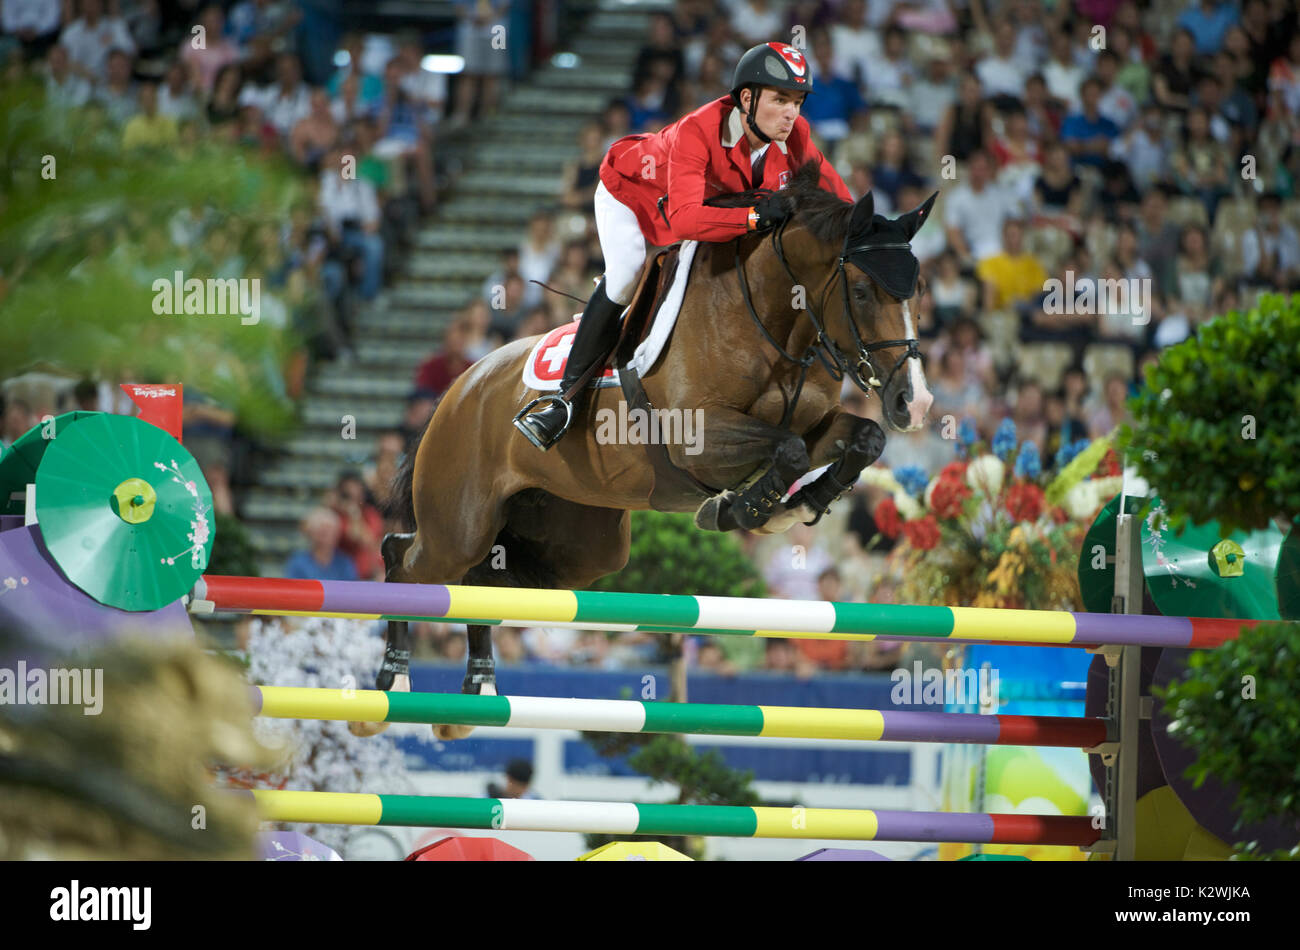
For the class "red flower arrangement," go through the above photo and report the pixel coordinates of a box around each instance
[1098,447,1122,477]
[1005,482,1046,522]
[873,496,903,538]
[929,472,971,520]
[901,514,940,550]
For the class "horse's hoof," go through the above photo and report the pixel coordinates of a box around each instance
[694,491,736,531]
[348,674,409,738]
[431,680,495,741]
[751,503,816,535]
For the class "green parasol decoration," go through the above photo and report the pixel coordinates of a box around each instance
[1275,528,1300,621]
[1140,497,1283,620]
[1077,493,1143,614]
[35,413,214,611]
[0,411,100,515]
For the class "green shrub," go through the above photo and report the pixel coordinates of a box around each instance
[1120,293,1300,534]
[591,510,765,597]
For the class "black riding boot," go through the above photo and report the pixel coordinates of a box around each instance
[513,278,624,450]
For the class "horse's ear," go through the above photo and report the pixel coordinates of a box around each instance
[847,191,875,238]
[898,191,939,240]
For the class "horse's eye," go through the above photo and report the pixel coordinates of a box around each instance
[853,285,868,301]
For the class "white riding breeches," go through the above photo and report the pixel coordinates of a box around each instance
[594,180,648,306]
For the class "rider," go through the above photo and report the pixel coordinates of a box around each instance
[514,41,853,450]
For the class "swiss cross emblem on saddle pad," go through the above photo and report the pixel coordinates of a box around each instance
[521,320,621,391]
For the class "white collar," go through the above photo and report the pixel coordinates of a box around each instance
[722,106,789,154]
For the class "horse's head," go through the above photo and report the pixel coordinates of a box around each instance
[832,189,937,431]
[774,162,937,431]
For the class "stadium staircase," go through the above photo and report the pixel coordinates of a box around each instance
[240,0,668,576]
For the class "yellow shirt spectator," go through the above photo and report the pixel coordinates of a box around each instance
[976,250,1048,308]
[123,113,179,150]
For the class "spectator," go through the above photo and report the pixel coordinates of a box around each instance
[1095,49,1138,130]
[318,147,384,300]
[327,32,383,107]
[397,35,447,126]
[227,0,300,50]
[284,507,358,582]
[803,28,864,147]
[869,128,923,210]
[59,0,133,82]
[989,106,1041,200]
[157,59,198,122]
[1108,27,1151,105]
[1010,379,1050,457]
[977,218,1049,311]
[898,182,946,264]
[905,51,957,135]
[182,389,236,516]
[929,315,997,393]
[829,0,880,89]
[413,317,474,399]
[178,4,237,94]
[561,122,605,211]
[1135,187,1182,300]
[1031,141,1085,235]
[1211,51,1258,138]
[793,567,851,671]
[518,210,560,293]
[1171,106,1232,221]
[1042,27,1085,110]
[1087,372,1133,437]
[929,347,987,423]
[487,760,538,800]
[206,62,243,128]
[0,396,33,448]
[3,0,61,58]
[730,0,784,47]
[42,43,90,109]
[450,0,508,126]
[1060,77,1121,170]
[1267,32,1300,121]
[934,73,988,163]
[865,25,913,109]
[1110,103,1169,191]
[364,429,406,508]
[762,522,833,601]
[328,471,385,581]
[252,52,311,139]
[929,250,976,327]
[1176,0,1239,56]
[632,12,684,109]
[975,21,1029,100]
[93,47,137,126]
[1240,192,1300,289]
[1172,224,1220,321]
[599,97,631,150]
[943,149,1017,266]
[1153,28,1207,112]
[1021,72,1063,140]
[289,87,339,168]
[122,82,177,149]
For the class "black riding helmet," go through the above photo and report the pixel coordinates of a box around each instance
[730,42,815,144]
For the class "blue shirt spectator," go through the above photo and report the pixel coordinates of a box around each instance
[284,507,359,582]
[1176,1,1239,56]
[1060,78,1120,169]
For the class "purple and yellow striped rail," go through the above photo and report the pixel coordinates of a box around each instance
[247,790,1101,846]
[251,686,1110,747]
[197,575,1259,649]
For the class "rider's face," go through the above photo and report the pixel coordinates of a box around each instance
[745,87,804,142]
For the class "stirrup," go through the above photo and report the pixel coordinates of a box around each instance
[512,393,575,450]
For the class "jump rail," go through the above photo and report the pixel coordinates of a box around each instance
[196,575,1257,649]
[246,790,1103,846]
[252,686,1111,748]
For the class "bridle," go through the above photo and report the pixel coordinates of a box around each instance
[731,216,922,429]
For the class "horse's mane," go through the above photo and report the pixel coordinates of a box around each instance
[702,159,855,244]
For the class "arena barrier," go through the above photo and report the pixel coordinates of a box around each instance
[246,790,1102,846]
[252,685,1110,748]
[194,575,1255,649]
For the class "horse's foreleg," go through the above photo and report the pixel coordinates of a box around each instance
[673,407,812,532]
[787,412,886,525]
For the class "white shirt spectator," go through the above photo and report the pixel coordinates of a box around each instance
[830,22,881,88]
[2,0,59,37]
[158,84,198,121]
[865,55,912,109]
[400,69,447,123]
[944,181,1017,262]
[45,69,90,108]
[1098,84,1138,129]
[1241,223,1300,279]
[318,170,380,232]
[1043,58,1085,109]
[729,0,784,46]
[1109,127,1167,189]
[262,83,311,136]
[910,214,948,265]
[907,71,956,131]
[59,13,134,80]
[975,53,1028,99]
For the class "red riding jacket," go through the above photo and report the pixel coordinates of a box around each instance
[598,96,852,246]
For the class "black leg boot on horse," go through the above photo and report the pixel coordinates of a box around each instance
[513,277,624,450]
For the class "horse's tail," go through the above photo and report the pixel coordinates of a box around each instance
[383,397,442,531]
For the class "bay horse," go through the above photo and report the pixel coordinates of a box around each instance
[351,161,937,739]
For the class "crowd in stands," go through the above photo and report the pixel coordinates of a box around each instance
[7,0,1300,677]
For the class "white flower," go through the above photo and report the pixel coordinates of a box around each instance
[965,454,1005,499]
[894,491,922,520]
[860,466,903,495]
[1064,481,1101,521]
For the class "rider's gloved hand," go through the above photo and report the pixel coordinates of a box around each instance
[748,194,796,232]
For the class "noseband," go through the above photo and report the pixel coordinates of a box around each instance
[731,218,922,427]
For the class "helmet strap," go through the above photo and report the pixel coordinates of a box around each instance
[741,85,772,145]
